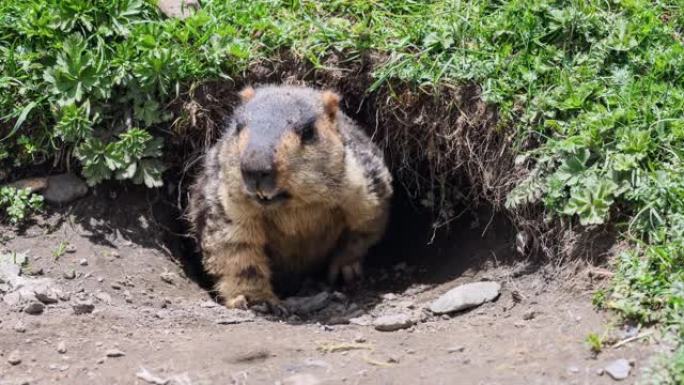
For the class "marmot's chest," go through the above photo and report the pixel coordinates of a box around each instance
[264,205,345,271]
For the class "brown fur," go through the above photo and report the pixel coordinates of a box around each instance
[187,85,392,310]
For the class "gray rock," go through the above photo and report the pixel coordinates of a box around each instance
[7,350,21,365]
[284,292,331,314]
[429,281,501,314]
[105,349,125,357]
[63,270,76,280]
[34,285,61,304]
[42,174,88,204]
[79,259,88,266]
[157,0,200,19]
[24,301,45,315]
[605,359,631,380]
[72,300,95,315]
[373,313,415,332]
[57,341,67,354]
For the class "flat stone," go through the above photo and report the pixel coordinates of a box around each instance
[605,359,631,380]
[429,281,501,314]
[373,313,415,332]
[42,174,88,204]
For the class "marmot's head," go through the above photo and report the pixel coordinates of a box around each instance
[223,85,346,207]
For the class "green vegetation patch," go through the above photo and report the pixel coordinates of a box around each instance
[1,0,684,373]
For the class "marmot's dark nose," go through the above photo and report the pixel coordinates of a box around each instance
[241,164,277,196]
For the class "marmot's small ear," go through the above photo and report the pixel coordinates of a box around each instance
[321,90,340,119]
[239,86,255,103]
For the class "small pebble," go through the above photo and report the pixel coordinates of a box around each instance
[79,259,88,266]
[106,349,125,357]
[14,322,26,333]
[63,270,76,280]
[447,346,465,353]
[605,358,631,380]
[7,350,21,365]
[57,341,67,354]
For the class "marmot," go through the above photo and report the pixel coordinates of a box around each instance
[188,85,392,311]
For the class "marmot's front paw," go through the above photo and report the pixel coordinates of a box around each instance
[328,260,363,285]
[225,293,288,316]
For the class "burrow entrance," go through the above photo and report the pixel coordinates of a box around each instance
[145,80,524,320]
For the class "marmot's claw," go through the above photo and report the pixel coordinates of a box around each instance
[328,261,363,285]
[226,294,249,310]
[227,293,288,317]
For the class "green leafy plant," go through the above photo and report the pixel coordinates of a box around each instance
[585,332,604,356]
[0,187,43,224]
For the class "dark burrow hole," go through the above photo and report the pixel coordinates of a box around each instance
[154,175,519,288]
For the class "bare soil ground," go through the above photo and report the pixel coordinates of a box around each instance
[0,186,660,385]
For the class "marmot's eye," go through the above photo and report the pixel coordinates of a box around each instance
[300,121,316,144]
